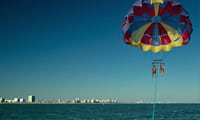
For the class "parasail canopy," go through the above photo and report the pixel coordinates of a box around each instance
[122,0,193,53]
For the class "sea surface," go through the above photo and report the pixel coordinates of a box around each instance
[0,104,200,120]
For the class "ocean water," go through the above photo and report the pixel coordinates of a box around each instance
[0,104,200,120]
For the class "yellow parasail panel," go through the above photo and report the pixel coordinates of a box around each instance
[151,0,163,4]
[154,3,160,16]
[160,22,183,47]
[130,22,152,46]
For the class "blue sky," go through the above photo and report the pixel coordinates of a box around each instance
[0,0,199,103]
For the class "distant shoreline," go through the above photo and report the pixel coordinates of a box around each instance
[0,103,200,105]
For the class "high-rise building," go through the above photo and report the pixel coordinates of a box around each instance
[13,98,19,103]
[20,98,25,103]
[28,95,35,103]
[0,97,5,103]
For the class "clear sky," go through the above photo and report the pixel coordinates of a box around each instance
[0,0,200,103]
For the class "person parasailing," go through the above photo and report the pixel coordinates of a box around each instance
[152,65,157,77]
[160,64,165,76]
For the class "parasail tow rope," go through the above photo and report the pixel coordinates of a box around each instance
[152,74,158,120]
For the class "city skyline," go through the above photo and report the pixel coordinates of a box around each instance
[0,0,200,103]
[0,95,119,104]
[0,95,194,104]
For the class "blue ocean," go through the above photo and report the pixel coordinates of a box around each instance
[0,104,200,120]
